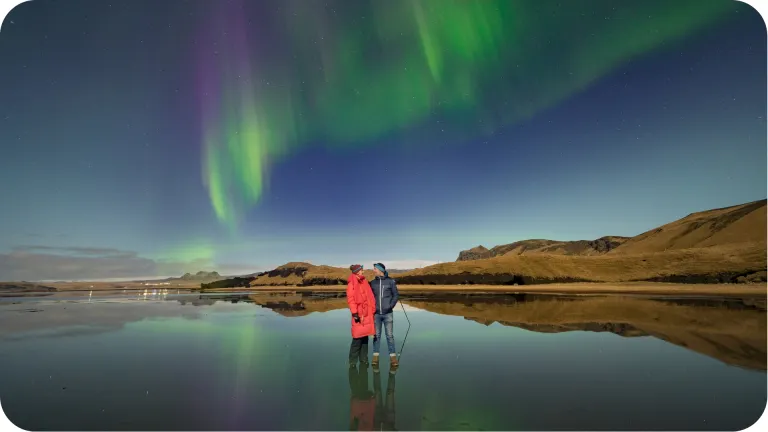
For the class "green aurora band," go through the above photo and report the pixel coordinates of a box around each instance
[198,0,737,229]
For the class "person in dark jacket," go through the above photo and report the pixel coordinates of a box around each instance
[370,262,399,369]
[374,367,397,430]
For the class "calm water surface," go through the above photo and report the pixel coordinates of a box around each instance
[0,291,765,430]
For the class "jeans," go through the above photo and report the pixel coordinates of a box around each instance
[349,336,369,364]
[373,312,396,355]
[374,371,396,430]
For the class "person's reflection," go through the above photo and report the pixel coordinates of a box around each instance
[373,369,397,430]
[348,364,375,431]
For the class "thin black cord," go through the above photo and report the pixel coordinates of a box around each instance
[398,302,411,360]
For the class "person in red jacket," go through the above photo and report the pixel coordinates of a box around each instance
[347,264,377,366]
[348,362,375,431]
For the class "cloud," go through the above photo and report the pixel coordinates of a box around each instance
[0,244,436,281]
[0,246,215,281]
[13,245,138,258]
[214,262,266,275]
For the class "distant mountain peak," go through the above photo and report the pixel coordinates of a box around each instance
[180,271,221,281]
[457,245,492,261]
[456,237,629,261]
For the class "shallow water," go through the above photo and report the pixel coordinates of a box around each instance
[0,292,765,430]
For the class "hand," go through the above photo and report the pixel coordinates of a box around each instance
[352,313,360,323]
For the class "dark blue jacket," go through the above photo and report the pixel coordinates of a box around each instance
[370,276,399,315]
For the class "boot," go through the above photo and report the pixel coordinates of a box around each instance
[372,353,380,367]
[390,354,399,368]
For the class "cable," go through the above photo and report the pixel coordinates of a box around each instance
[398,301,411,361]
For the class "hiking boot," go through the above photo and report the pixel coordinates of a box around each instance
[390,354,399,368]
[372,354,379,367]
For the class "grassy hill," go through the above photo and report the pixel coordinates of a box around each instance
[456,199,766,261]
[457,236,630,261]
[397,199,766,285]
[241,244,764,288]
[608,199,766,255]
[248,262,375,287]
[212,199,766,288]
[396,242,765,285]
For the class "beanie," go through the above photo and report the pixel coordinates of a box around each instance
[374,262,388,277]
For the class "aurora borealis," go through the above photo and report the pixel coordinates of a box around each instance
[198,0,736,228]
[1,0,766,280]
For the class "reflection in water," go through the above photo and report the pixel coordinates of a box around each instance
[179,292,767,371]
[402,295,767,371]
[348,364,397,431]
[0,291,764,430]
[348,364,375,430]
[137,288,172,301]
[374,369,397,431]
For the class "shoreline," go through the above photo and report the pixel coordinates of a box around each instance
[244,282,767,298]
[6,281,764,299]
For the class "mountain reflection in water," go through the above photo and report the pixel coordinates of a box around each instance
[1,290,765,430]
[170,292,766,371]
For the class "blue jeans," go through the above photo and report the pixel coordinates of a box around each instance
[373,312,396,355]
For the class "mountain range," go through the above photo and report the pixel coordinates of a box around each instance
[457,199,765,260]
[228,199,765,287]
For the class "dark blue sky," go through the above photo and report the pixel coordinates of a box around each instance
[0,0,765,280]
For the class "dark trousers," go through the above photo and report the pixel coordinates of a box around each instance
[349,336,369,364]
[348,364,371,396]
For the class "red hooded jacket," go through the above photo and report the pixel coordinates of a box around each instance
[350,397,375,431]
[347,272,376,338]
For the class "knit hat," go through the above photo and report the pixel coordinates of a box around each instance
[350,264,363,274]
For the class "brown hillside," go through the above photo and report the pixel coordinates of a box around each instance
[457,236,630,261]
[0,282,57,295]
[610,199,767,255]
[457,245,492,261]
[249,262,374,287]
[397,242,766,285]
[241,199,766,288]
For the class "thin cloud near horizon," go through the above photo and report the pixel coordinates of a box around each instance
[0,244,440,282]
[0,246,213,282]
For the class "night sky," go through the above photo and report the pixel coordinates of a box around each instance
[1,0,765,281]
